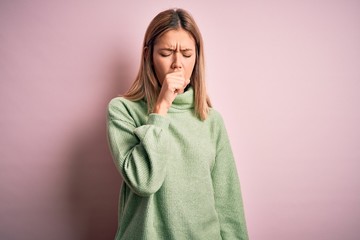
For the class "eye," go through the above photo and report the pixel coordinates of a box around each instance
[160,53,171,57]
[182,50,193,58]
[159,50,172,57]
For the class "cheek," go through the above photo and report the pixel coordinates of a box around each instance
[185,58,196,77]
[153,58,167,83]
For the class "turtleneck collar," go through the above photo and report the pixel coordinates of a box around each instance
[169,86,194,112]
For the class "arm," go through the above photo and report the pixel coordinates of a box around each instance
[107,99,170,197]
[211,115,249,240]
[108,69,188,196]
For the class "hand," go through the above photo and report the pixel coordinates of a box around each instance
[152,70,190,115]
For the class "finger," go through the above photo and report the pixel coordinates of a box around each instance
[164,77,186,88]
[170,83,186,92]
[171,78,190,90]
[167,71,185,78]
[162,74,188,93]
[164,73,184,82]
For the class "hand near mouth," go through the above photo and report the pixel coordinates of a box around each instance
[153,70,190,115]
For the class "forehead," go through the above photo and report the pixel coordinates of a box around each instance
[155,29,195,48]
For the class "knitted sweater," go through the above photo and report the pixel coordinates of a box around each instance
[107,87,248,240]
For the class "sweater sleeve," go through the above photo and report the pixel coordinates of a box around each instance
[107,98,170,197]
[211,114,249,240]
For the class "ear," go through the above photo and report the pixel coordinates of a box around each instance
[143,46,149,59]
[144,46,154,67]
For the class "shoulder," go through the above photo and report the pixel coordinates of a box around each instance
[108,97,131,116]
[207,108,226,127]
[204,108,229,140]
[207,108,232,149]
[208,107,231,133]
[108,96,137,111]
[108,97,146,121]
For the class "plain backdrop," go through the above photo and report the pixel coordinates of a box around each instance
[1,1,359,239]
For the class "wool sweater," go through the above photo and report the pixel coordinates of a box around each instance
[107,87,248,240]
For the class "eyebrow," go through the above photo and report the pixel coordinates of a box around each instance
[159,48,193,52]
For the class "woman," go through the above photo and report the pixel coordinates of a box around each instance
[107,8,248,240]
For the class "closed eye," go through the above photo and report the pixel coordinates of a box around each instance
[160,53,171,57]
[159,49,172,57]
[158,49,193,58]
[182,49,193,58]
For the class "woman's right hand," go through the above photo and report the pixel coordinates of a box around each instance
[152,70,190,115]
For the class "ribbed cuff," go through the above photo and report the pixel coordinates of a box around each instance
[147,114,170,129]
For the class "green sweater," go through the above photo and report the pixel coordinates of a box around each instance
[107,87,248,240]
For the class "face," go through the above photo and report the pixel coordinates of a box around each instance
[152,28,196,86]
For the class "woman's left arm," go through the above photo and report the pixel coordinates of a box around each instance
[211,114,249,240]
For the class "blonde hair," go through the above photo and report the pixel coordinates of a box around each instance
[123,8,212,120]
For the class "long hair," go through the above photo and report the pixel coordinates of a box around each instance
[123,8,212,120]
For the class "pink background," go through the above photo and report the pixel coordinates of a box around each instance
[1,1,360,239]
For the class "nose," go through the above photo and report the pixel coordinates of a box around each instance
[171,52,182,70]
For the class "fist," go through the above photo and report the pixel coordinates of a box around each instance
[153,70,190,115]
